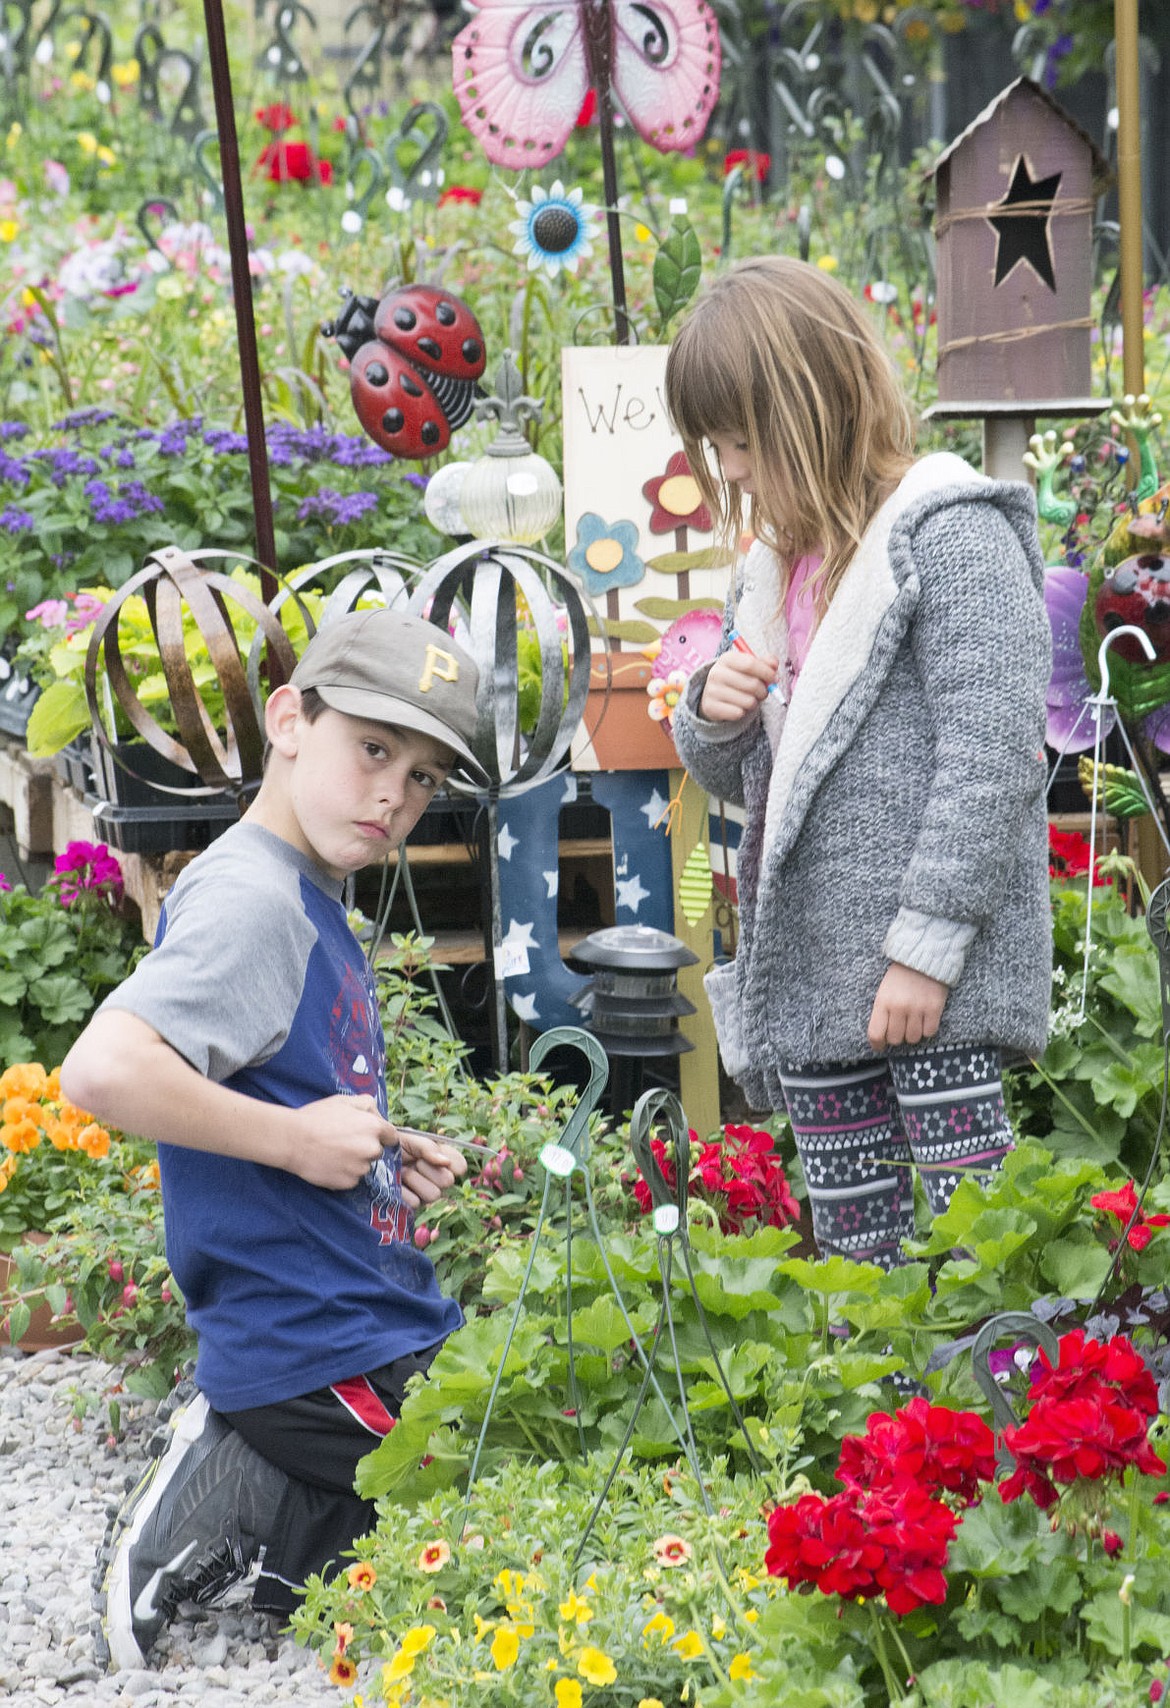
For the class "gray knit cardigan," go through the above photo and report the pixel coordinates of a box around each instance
[670,453,1053,1111]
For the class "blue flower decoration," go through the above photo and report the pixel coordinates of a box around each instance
[566,513,645,597]
[509,182,598,278]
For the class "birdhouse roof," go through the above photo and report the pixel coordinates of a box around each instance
[926,77,1111,194]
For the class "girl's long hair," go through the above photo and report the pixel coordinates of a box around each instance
[664,255,916,611]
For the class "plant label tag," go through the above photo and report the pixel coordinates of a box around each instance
[539,1142,576,1178]
[496,941,530,979]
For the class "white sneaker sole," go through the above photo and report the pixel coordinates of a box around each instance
[101,1392,214,1672]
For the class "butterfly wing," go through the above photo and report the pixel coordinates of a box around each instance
[1045,565,1114,752]
[610,0,721,153]
[452,0,589,170]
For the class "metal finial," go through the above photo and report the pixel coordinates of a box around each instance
[473,350,543,456]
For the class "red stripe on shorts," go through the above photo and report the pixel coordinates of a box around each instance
[329,1375,397,1436]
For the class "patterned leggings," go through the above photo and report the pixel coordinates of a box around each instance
[777,1046,1013,1268]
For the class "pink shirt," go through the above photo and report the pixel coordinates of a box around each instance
[784,553,822,694]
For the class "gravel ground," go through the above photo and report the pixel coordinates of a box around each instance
[0,1346,345,1707]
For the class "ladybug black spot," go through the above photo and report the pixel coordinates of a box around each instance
[436,302,457,326]
[393,307,417,331]
[421,421,441,447]
[400,373,424,397]
[417,336,442,360]
[462,338,482,364]
[382,408,405,434]
[364,362,389,387]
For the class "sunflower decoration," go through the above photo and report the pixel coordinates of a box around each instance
[510,181,599,278]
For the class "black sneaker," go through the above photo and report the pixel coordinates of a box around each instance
[96,1383,287,1671]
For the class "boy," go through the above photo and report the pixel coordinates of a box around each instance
[61,607,489,1671]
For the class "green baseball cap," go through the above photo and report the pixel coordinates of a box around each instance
[291,607,489,786]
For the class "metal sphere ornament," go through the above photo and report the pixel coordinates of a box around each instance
[422,461,474,538]
[321,282,487,459]
[85,546,300,801]
[457,351,563,546]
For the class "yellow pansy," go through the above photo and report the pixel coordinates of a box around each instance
[642,1611,675,1644]
[558,1591,593,1625]
[729,1653,755,1681]
[556,1681,583,1708]
[490,1626,519,1671]
[673,1630,705,1661]
[400,1625,436,1657]
[577,1647,617,1686]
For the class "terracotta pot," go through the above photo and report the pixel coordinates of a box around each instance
[0,1232,84,1353]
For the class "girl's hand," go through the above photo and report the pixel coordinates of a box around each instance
[867,963,949,1051]
[699,646,779,721]
[395,1127,468,1209]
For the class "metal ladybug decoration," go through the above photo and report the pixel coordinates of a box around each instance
[321,282,487,460]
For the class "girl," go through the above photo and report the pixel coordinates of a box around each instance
[666,255,1052,1267]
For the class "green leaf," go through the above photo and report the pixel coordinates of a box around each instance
[1038,1234,1113,1297]
[26,680,90,758]
[653,218,702,332]
[25,973,92,1026]
[568,1296,635,1354]
[643,551,732,575]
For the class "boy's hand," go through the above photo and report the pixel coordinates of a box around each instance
[867,963,949,1051]
[292,1094,400,1189]
[394,1127,468,1209]
[699,646,779,721]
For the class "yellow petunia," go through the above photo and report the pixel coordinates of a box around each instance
[96,146,116,168]
[744,1608,759,1624]
[111,58,139,87]
[473,1613,495,1642]
[400,1625,436,1657]
[70,70,95,92]
[6,122,21,147]
[729,1653,755,1680]
[637,1700,666,1708]
[77,132,99,156]
[577,1646,617,1686]
[673,1630,705,1660]
[490,1626,519,1671]
[816,255,839,272]
[711,1614,726,1640]
[558,1590,593,1625]
[494,1568,525,1597]
[383,1651,416,1683]
[635,223,651,242]
[555,1682,583,1708]
[0,221,18,242]
[642,1611,675,1645]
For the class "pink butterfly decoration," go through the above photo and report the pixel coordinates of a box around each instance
[452,0,721,171]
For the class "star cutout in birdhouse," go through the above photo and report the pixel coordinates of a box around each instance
[989,155,1062,291]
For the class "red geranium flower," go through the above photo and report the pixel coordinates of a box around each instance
[256,140,333,185]
[765,1483,957,1618]
[632,1124,799,1235]
[255,102,297,134]
[724,149,771,182]
[837,1397,996,1506]
[439,185,483,207]
[1048,825,1111,885]
[1091,1179,1170,1250]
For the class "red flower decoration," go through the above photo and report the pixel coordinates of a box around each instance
[1090,1179,1170,1250]
[576,89,597,127]
[439,185,483,207]
[255,102,297,134]
[256,140,333,185]
[642,451,713,536]
[724,149,771,182]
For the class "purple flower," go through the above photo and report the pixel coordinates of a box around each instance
[0,422,29,442]
[52,407,117,431]
[0,506,34,533]
[52,839,123,905]
[203,428,249,454]
[155,418,203,457]
[0,871,10,893]
[34,447,101,486]
[295,488,379,526]
[0,452,30,488]
[84,478,164,524]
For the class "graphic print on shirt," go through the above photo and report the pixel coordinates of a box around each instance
[327,958,410,1246]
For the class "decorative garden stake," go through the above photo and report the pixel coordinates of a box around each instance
[457,351,563,545]
[321,281,487,459]
[452,0,721,343]
[969,1310,1061,1467]
[84,546,300,805]
[456,1028,699,1556]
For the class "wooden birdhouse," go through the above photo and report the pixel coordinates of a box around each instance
[929,78,1110,412]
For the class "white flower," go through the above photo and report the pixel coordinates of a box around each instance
[509,181,598,278]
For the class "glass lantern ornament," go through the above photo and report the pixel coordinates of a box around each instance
[422,460,474,538]
[457,350,563,545]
